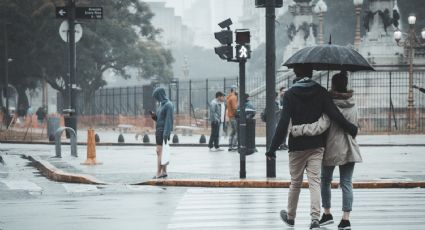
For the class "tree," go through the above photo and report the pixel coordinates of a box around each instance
[0,0,174,114]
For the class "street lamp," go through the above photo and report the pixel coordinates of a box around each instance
[394,14,425,130]
[313,0,327,45]
[353,0,363,49]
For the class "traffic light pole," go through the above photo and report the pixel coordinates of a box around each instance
[67,0,77,133]
[265,0,276,178]
[239,60,247,179]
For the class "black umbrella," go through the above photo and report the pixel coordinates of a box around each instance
[283,44,374,72]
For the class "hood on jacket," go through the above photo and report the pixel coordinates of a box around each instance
[152,87,168,103]
[331,90,355,109]
[289,78,321,100]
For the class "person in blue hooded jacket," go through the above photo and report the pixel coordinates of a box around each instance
[151,87,174,179]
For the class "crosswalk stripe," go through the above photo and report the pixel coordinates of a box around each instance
[62,183,99,193]
[168,188,425,230]
[0,180,43,192]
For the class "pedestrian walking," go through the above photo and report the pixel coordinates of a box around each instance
[237,93,256,119]
[265,66,358,230]
[226,85,238,151]
[319,72,362,230]
[209,91,225,151]
[36,107,47,126]
[413,85,425,94]
[291,72,362,230]
[151,87,174,179]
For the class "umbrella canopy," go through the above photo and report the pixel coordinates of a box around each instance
[283,44,374,72]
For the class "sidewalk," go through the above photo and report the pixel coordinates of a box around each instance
[2,142,424,187]
[3,127,425,146]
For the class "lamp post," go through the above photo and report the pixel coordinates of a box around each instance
[313,0,327,45]
[353,0,363,49]
[394,14,425,130]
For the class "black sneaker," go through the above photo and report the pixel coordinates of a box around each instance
[319,213,334,226]
[338,219,351,230]
[279,210,294,227]
[310,219,320,230]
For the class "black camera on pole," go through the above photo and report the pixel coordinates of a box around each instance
[214,18,233,61]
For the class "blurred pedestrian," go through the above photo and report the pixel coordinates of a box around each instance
[209,91,225,151]
[237,93,256,119]
[226,85,238,151]
[265,66,358,230]
[151,87,174,179]
[36,106,47,126]
[413,85,425,94]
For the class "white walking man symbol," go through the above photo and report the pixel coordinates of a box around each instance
[239,45,248,59]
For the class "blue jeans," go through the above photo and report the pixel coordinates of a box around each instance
[321,162,355,212]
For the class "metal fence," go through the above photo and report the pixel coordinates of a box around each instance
[70,71,425,134]
[246,70,425,134]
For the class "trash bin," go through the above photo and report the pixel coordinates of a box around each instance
[64,115,77,138]
[47,117,60,141]
[237,118,256,155]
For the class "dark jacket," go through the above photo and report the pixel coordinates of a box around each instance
[269,77,358,153]
[152,87,174,138]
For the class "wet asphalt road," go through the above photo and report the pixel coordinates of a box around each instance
[1,153,425,230]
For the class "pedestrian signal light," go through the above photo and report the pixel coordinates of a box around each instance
[235,29,250,45]
[236,45,251,60]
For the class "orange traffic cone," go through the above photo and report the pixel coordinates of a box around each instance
[82,128,101,165]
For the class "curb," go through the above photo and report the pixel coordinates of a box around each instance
[137,179,425,189]
[25,155,105,185]
[2,140,425,147]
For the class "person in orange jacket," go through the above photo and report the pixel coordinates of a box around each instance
[226,85,238,151]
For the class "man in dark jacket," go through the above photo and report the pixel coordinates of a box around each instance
[266,66,358,229]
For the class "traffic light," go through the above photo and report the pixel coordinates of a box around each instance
[214,19,234,61]
[214,30,233,45]
[255,0,283,7]
[235,29,250,45]
[214,46,233,60]
[235,29,251,60]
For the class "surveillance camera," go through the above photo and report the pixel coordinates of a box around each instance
[218,18,232,29]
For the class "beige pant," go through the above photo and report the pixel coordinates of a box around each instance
[287,147,324,220]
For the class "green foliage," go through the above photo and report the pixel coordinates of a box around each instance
[0,0,174,110]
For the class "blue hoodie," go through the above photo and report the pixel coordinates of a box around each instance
[152,87,174,138]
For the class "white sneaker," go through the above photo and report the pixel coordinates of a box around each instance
[209,148,216,152]
[215,147,224,151]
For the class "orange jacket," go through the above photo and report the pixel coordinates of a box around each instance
[226,92,238,118]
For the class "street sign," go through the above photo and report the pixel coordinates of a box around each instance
[56,7,67,19]
[56,6,103,19]
[76,7,103,19]
[59,21,83,43]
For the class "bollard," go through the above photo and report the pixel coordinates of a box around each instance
[199,134,206,144]
[95,133,100,143]
[143,134,150,143]
[118,133,125,143]
[172,134,179,144]
[82,128,101,165]
[55,127,77,158]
